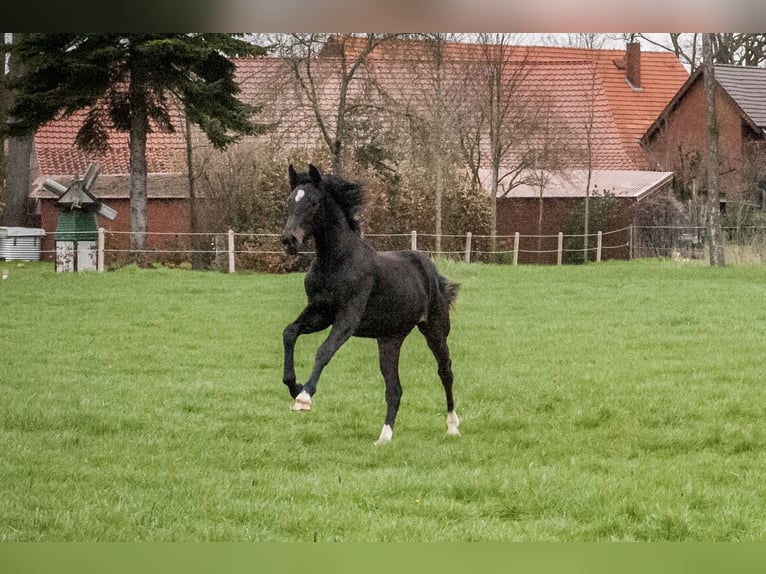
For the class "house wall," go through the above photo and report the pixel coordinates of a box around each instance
[643,80,747,199]
[37,198,192,263]
[497,196,635,264]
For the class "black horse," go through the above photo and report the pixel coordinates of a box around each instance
[280,164,461,445]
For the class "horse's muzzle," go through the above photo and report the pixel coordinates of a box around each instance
[281,231,302,256]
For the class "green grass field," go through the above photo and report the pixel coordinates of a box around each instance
[2,259,766,541]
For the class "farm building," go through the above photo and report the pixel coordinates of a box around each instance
[27,98,191,263]
[492,169,674,263]
[32,173,192,265]
[641,64,766,215]
[25,36,690,263]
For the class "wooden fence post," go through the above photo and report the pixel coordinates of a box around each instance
[597,231,603,262]
[97,228,105,272]
[464,232,472,263]
[513,232,520,266]
[228,229,235,274]
[411,230,417,251]
[629,225,634,260]
[557,232,564,265]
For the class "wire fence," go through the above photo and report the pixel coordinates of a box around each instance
[633,225,766,264]
[17,225,766,272]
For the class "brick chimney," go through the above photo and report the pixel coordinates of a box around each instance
[625,42,641,90]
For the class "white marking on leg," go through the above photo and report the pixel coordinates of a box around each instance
[292,390,312,411]
[374,424,393,445]
[447,411,460,436]
[294,188,305,203]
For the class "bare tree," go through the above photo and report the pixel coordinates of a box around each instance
[540,33,621,50]
[385,33,469,254]
[709,33,766,67]
[423,34,449,254]
[703,33,725,267]
[581,43,618,264]
[276,33,393,175]
[472,34,540,256]
[527,95,575,261]
[637,33,766,72]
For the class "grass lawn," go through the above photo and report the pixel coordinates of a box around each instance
[1,259,766,541]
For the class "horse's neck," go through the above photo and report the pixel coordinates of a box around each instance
[314,202,358,261]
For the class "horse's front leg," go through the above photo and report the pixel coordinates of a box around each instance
[282,321,303,400]
[293,303,365,411]
[283,305,331,402]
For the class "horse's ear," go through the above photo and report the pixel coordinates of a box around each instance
[308,164,322,187]
[288,164,298,189]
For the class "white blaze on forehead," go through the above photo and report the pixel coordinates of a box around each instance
[294,188,305,203]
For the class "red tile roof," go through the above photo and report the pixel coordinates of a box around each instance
[32,38,689,194]
[340,38,690,169]
[34,107,188,178]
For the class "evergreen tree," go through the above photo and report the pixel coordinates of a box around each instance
[6,33,264,264]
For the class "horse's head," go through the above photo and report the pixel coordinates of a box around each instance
[281,164,324,256]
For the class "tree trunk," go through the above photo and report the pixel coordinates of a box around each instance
[129,67,149,267]
[490,163,498,258]
[3,136,33,227]
[186,114,206,270]
[537,181,544,262]
[703,33,726,267]
[1,33,34,228]
[435,162,443,255]
[0,33,6,214]
[489,85,500,259]
[583,170,591,263]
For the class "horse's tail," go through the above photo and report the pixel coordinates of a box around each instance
[437,273,460,311]
[406,251,459,314]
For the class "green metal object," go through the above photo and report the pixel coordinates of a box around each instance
[54,209,98,242]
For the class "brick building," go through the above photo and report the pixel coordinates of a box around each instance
[641,64,766,211]
[27,37,689,263]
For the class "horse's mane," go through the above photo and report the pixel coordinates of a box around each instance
[324,174,364,233]
[295,168,364,234]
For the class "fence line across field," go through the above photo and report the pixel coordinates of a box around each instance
[83,226,635,271]
[37,225,766,271]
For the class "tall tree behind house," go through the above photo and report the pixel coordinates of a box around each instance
[6,34,263,265]
[702,33,725,267]
[277,33,395,175]
[474,33,541,257]
[1,33,34,227]
[0,33,6,220]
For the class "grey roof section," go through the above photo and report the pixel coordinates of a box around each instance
[494,169,674,200]
[715,64,766,130]
[0,226,46,237]
[30,173,191,200]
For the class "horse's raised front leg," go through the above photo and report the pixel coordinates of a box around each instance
[293,320,357,410]
[283,305,331,403]
[374,336,405,445]
[293,298,366,412]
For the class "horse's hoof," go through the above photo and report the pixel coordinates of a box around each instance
[374,424,393,445]
[447,411,460,436]
[291,391,312,411]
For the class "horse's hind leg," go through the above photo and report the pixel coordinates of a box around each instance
[374,336,405,445]
[419,320,460,437]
